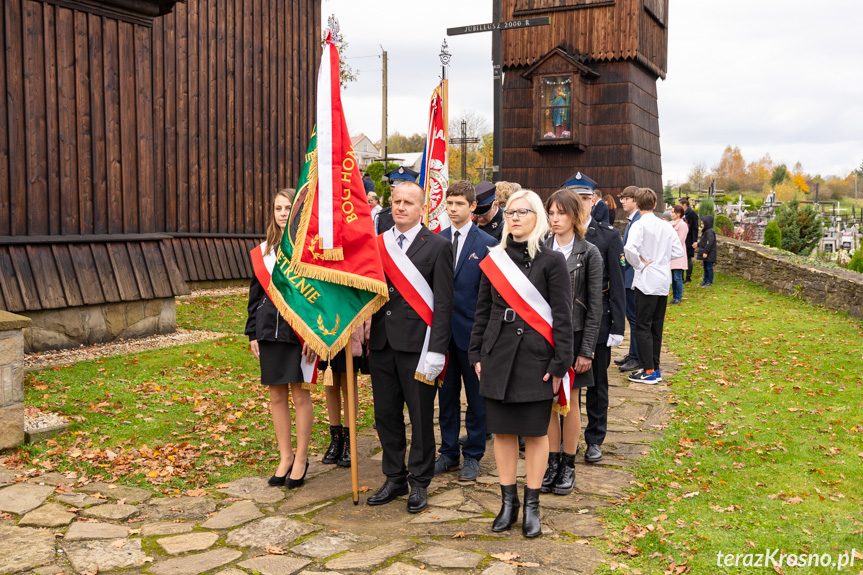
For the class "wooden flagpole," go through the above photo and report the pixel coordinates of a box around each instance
[345,352,360,505]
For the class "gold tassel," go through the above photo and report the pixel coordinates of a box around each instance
[552,403,571,417]
[323,359,334,387]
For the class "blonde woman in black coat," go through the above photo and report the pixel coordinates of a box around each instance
[469,189,573,537]
[542,189,603,495]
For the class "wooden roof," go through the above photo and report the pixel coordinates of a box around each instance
[501,0,668,79]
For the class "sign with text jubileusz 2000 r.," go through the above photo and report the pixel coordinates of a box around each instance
[447,17,550,36]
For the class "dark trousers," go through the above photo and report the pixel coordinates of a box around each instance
[634,288,667,371]
[584,313,611,446]
[702,261,715,285]
[625,287,638,360]
[438,341,486,461]
[370,343,438,488]
[685,249,695,282]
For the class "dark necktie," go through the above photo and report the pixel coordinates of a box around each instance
[397,233,406,251]
[452,230,460,263]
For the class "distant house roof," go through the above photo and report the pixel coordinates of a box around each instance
[392,152,424,172]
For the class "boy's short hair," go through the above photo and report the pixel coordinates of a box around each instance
[635,187,657,211]
[619,185,639,199]
[679,197,690,207]
[446,180,476,204]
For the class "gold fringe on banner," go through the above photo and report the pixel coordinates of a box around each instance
[301,382,317,391]
[414,371,443,388]
[552,403,571,417]
[322,248,344,261]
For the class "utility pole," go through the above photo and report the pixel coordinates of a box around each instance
[381,46,388,181]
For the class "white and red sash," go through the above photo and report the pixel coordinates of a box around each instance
[479,247,575,415]
[250,243,318,385]
[376,232,444,385]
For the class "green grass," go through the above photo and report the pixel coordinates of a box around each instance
[12,294,375,491]
[597,271,863,574]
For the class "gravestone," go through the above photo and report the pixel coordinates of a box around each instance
[0,311,31,450]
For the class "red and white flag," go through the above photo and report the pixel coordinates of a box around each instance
[479,248,575,416]
[420,85,449,233]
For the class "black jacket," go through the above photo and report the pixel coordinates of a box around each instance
[544,236,603,359]
[469,239,573,403]
[245,275,299,344]
[697,216,717,263]
[478,207,504,243]
[591,200,611,226]
[584,220,626,339]
[369,226,454,355]
[684,207,699,256]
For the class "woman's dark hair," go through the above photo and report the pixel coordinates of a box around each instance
[672,204,685,217]
[545,188,586,240]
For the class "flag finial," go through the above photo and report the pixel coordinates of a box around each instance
[327,14,341,42]
[439,39,451,67]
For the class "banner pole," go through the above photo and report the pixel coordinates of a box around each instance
[345,352,360,505]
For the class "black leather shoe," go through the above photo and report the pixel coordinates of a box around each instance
[618,358,640,372]
[613,356,630,366]
[540,453,560,493]
[492,484,520,532]
[322,425,343,465]
[553,453,576,495]
[366,480,408,506]
[584,443,603,463]
[268,461,293,486]
[337,425,351,467]
[286,459,309,489]
[407,486,428,513]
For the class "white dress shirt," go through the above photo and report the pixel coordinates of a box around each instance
[392,221,422,252]
[450,220,472,266]
[624,212,685,296]
[552,235,574,261]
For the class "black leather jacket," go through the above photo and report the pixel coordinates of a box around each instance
[544,236,603,359]
[244,275,299,344]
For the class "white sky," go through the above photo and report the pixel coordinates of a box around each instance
[321,0,863,184]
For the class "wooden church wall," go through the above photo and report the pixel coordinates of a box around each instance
[0,0,320,313]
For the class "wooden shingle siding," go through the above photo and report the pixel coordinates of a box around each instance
[0,0,321,311]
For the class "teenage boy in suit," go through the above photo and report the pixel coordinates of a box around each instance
[436,181,498,482]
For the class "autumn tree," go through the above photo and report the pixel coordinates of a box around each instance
[687,162,708,192]
[714,145,746,192]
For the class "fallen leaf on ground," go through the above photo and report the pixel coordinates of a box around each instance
[491,552,520,561]
[265,546,286,555]
[111,540,126,549]
[451,531,466,539]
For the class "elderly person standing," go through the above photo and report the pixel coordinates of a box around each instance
[470,189,573,537]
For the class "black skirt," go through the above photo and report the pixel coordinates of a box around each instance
[485,397,553,437]
[570,330,595,389]
[258,340,305,385]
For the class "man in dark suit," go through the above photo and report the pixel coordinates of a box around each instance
[436,181,497,482]
[679,197,699,283]
[375,167,419,234]
[591,188,611,225]
[472,182,504,242]
[614,186,642,372]
[562,172,625,464]
[368,181,453,513]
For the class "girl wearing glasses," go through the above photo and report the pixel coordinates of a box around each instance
[541,189,603,495]
[469,189,573,537]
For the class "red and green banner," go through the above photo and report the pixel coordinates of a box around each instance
[267,125,388,359]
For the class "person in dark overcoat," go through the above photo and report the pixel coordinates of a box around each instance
[680,197,700,282]
[541,189,603,496]
[469,189,573,538]
[245,189,314,489]
[367,181,453,515]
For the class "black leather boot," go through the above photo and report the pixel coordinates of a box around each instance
[337,425,351,467]
[492,484,520,532]
[322,425,343,464]
[540,452,560,493]
[553,452,576,495]
[522,486,542,538]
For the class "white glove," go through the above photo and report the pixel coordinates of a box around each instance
[422,352,446,381]
[606,334,624,348]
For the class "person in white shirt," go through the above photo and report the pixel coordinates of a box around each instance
[368,192,382,222]
[623,188,684,384]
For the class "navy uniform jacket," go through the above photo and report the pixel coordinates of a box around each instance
[584,219,626,338]
[376,207,395,234]
[478,208,504,243]
[440,224,497,351]
[622,210,641,289]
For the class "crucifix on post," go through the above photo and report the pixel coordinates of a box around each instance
[448,2,550,182]
[449,119,480,180]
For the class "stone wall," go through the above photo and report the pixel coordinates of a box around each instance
[716,237,863,318]
[22,298,177,352]
[0,311,30,450]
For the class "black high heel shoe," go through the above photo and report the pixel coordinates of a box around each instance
[268,461,293,486]
[286,459,309,489]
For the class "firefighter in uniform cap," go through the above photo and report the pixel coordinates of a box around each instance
[472,182,504,243]
[561,171,625,464]
[376,167,419,234]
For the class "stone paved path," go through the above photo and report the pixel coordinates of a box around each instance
[1,338,675,575]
